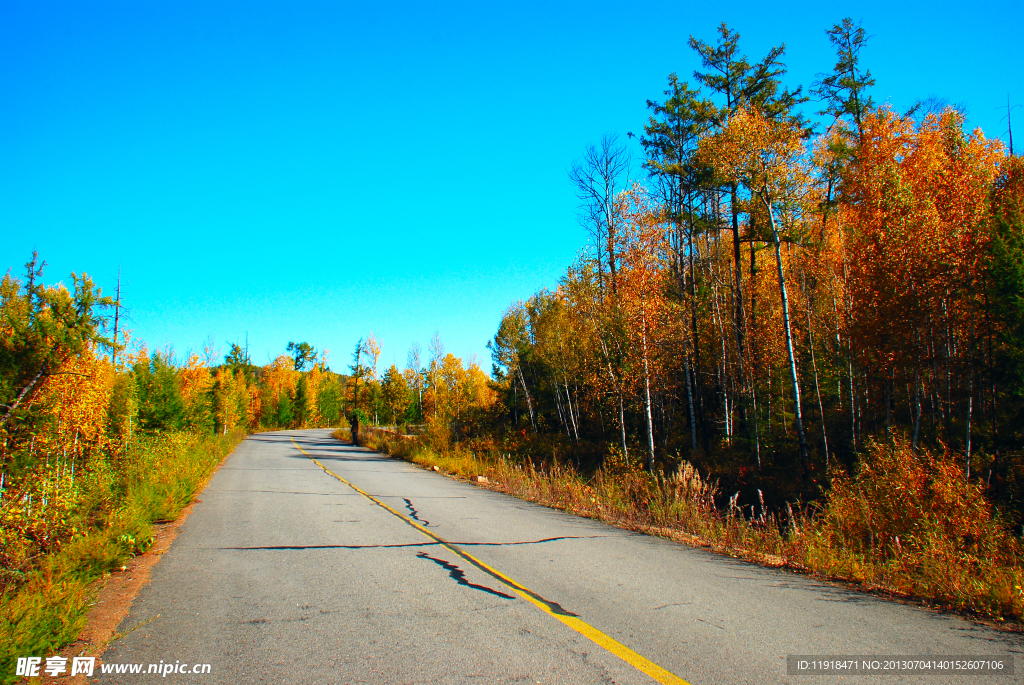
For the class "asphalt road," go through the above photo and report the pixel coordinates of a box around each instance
[98,429,1024,684]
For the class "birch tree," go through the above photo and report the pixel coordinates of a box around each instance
[702,107,813,470]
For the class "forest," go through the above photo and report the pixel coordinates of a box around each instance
[479,19,1024,516]
[2,18,1024,666]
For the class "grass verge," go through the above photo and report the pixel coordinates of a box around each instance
[353,425,1024,625]
[0,429,244,682]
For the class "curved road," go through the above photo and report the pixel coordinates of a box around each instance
[98,429,1022,683]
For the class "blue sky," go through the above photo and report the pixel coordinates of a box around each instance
[2,0,1021,374]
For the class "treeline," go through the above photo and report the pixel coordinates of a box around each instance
[347,333,494,435]
[101,330,494,438]
[125,345,348,435]
[469,20,1024,515]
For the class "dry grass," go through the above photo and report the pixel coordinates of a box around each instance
[358,426,1024,623]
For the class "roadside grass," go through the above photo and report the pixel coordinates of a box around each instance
[0,429,244,682]
[355,426,1024,623]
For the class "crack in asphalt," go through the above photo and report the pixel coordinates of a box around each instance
[402,498,430,526]
[219,536,603,551]
[415,552,516,599]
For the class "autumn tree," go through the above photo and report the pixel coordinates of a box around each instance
[616,186,671,470]
[213,366,248,433]
[689,24,806,450]
[522,290,589,447]
[702,107,813,470]
[180,352,214,431]
[362,334,381,378]
[843,108,1002,462]
[489,306,537,433]
[262,355,298,428]
[563,262,631,458]
[381,364,411,425]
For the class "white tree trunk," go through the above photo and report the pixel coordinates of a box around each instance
[641,319,655,471]
[765,197,809,469]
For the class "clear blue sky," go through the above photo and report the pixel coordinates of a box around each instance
[2,0,1021,374]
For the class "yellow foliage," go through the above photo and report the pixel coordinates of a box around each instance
[179,353,213,406]
[304,365,323,427]
[263,355,298,402]
[34,345,116,454]
[214,367,247,432]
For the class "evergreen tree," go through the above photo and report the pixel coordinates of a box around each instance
[287,341,317,371]
[689,23,807,128]
[812,18,876,144]
[294,375,309,427]
[640,75,715,452]
[317,374,345,426]
[135,353,185,431]
[224,343,252,372]
[276,388,294,428]
[988,158,1024,439]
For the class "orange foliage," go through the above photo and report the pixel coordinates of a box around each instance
[844,108,1002,368]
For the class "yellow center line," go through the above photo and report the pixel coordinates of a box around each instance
[291,437,690,685]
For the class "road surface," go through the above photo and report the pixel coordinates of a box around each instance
[98,429,1023,683]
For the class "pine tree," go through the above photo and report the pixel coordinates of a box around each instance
[812,18,876,144]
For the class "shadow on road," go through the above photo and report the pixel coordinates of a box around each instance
[248,430,401,464]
